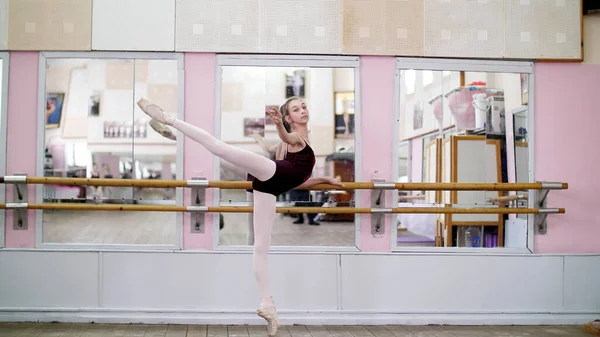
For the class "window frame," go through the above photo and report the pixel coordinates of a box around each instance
[0,52,9,248]
[391,57,536,254]
[35,51,185,251]
[213,54,363,252]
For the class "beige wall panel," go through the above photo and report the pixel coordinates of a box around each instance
[175,0,260,52]
[0,0,7,50]
[343,0,387,55]
[7,0,92,51]
[258,0,343,54]
[384,0,424,56]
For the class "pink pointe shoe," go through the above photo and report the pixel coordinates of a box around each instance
[257,302,280,337]
[137,97,175,126]
[149,119,177,141]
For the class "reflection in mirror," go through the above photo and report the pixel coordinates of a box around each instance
[217,66,356,247]
[41,58,179,246]
[512,107,528,222]
[396,67,531,249]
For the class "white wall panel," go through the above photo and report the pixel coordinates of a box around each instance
[0,251,99,307]
[0,0,7,50]
[563,256,600,311]
[0,251,598,325]
[175,0,260,52]
[539,0,581,59]
[101,252,339,310]
[92,0,175,51]
[423,0,469,57]
[259,0,342,54]
[340,254,564,312]
[505,0,543,58]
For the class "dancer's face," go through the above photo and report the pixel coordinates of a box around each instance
[285,99,309,126]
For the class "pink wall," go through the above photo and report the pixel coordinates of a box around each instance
[534,63,600,253]
[4,52,39,248]
[182,53,216,250]
[358,56,395,252]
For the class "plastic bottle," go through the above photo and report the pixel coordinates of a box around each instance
[465,227,482,248]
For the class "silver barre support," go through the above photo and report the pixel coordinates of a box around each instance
[186,179,210,187]
[371,178,387,235]
[11,174,28,230]
[535,186,557,234]
[190,176,207,233]
[373,182,396,189]
[540,181,566,190]
[3,175,27,183]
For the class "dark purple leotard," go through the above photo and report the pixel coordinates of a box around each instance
[246,138,316,197]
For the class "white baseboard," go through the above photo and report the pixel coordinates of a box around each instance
[0,309,598,326]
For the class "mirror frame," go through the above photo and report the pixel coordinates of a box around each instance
[0,52,9,248]
[213,54,362,252]
[35,51,185,250]
[391,57,535,254]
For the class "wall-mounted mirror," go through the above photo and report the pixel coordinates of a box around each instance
[217,65,357,248]
[395,61,532,250]
[39,56,181,247]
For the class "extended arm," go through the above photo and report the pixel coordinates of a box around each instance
[275,123,303,146]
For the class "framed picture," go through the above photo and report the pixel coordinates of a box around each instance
[334,91,355,137]
[45,92,65,129]
[244,118,265,137]
[88,91,101,116]
[286,70,306,98]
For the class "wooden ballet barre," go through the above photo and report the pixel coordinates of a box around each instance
[0,175,569,191]
[0,203,566,214]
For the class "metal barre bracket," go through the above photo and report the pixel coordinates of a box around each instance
[535,189,550,234]
[190,176,206,233]
[371,178,386,235]
[12,174,28,230]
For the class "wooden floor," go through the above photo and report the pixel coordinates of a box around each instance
[0,323,591,337]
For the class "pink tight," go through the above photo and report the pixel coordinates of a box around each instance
[171,119,277,305]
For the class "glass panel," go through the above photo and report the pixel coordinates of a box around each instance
[396,69,445,248]
[41,58,179,246]
[218,66,356,247]
[396,68,530,249]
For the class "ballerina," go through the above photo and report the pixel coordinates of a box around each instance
[137,96,343,336]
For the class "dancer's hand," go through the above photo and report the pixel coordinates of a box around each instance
[324,177,344,187]
[266,107,283,125]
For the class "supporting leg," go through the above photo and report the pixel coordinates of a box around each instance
[252,190,279,336]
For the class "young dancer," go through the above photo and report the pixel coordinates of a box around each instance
[137,96,343,336]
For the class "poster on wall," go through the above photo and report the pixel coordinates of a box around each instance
[285,70,305,98]
[334,91,355,138]
[45,93,65,129]
[244,118,265,137]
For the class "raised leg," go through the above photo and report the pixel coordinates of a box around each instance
[252,190,279,336]
[137,98,276,182]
